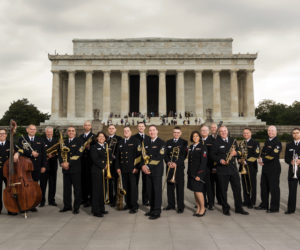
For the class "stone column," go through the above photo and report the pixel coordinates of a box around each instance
[102,70,111,119]
[230,69,239,118]
[158,70,167,116]
[212,70,221,119]
[85,71,93,120]
[67,71,76,119]
[121,70,129,117]
[176,70,185,117]
[139,70,147,115]
[245,70,255,117]
[195,70,203,118]
[51,70,60,119]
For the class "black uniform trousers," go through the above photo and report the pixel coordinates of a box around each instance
[260,170,281,211]
[63,172,81,210]
[31,171,40,182]
[136,170,149,205]
[241,167,257,206]
[147,174,162,215]
[217,173,243,212]
[122,173,138,210]
[91,169,105,214]
[108,172,118,205]
[40,161,58,204]
[287,177,300,213]
[210,172,222,205]
[81,156,92,203]
[166,169,184,210]
[0,169,7,213]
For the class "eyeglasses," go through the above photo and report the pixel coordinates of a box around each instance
[0,133,6,135]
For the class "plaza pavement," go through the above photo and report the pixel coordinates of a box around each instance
[0,160,300,250]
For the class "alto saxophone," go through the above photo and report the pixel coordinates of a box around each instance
[59,131,70,163]
[116,172,127,210]
[225,139,237,165]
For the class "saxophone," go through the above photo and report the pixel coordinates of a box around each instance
[239,140,252,194]
[141,141,150,165]
[116,172,126,210]
[59,131,70,163]
[225,139,237,165]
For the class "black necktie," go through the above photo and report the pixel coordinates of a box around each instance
[125,139,127,144]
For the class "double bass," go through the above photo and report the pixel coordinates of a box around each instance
[3,120,42,218]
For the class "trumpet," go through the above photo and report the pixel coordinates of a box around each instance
[292,150,299,179]
[103,143,112,204]
[163,146,180,192]
[225,139,237,165]
[59,131,70,163]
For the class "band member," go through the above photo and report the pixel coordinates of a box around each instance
[106,124,122,207]
[15,124,47,212]
[200,125,215,210]
[188,131,207,217]
[58,127,83,214]
[115,126,141,213]
[211,126,248,216]
[0,129,10,214]
[40,126,58,207]
[141,125,165,220]
[256,125,282,213]
[79,121,95,207]
[90,132,110,217]
[164,126,187,213]
[208,123,222,205]
[284,128,300,214]
[133,122,150,206]
[239,128,260,209]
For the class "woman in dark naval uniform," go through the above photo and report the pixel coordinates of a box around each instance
[90,132,111,217]
[187,131,208,217]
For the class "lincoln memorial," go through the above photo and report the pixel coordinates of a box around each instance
[44,38,263,125]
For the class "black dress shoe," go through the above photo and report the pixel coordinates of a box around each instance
[8,211,18,216]
[129,209,137,214]
[39,202,45,207]
[49,202,58,206]
[255,206,267,210]
[235,210,249,215]
[84,202,91,208]
[223,210,230,216]
[247,205,253,209]
[30,207,38,212]
[267,209,279,213]
[149,214,160,220]
[177,209,184,214]
[163,206,175,211]
[101,210,108,214]
[73,209,79,214]
[123,205,129,210]
[143,202,150,206]
[59,208,72,212]
[93,213,103,217]
[208,205,214,211]
[285,211,295,214]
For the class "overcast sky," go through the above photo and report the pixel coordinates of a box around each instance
[0,0,299,117]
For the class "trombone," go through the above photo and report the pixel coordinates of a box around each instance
[163,146,180,192]
[103,143,112,204]
[292,150,299,179]
[239,140,252,195]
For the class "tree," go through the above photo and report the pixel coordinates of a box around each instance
[0,98,50,126]
[255,99,300,125]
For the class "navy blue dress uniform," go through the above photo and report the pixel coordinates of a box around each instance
[142,137,165,219]
[107,134,122,206]
[202,135,221,209]
[58,137,84,213]
[164,138,188,212]
[79,132,95,206]
[115,137,141,212]
[256,137,282,212]
[90,142,112,217]
[16,135,47,182]
[284,140,300,214]
[187,143,207,193]
[0,140,10,213]
[40,136,59,206]
[239,139,260,208]
[211,137,247,215]
[133,132,150,205]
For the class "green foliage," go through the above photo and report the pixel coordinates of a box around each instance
[255,99,300,125]
[252,130,292,142]
[0,98,50,126]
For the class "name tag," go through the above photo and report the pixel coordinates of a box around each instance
[37,142,41,144]
[168,146,172,148]
[119,145,123,148]
[195,148,200,151]
[128,144,133,146]
[220,145,225,148]
[289,149,294,151]
[97,148,102,151]
[71,145,76,147]
[152,146,157,148]
[145,146,148,149]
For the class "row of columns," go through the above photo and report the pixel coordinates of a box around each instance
[51,69,255,120]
